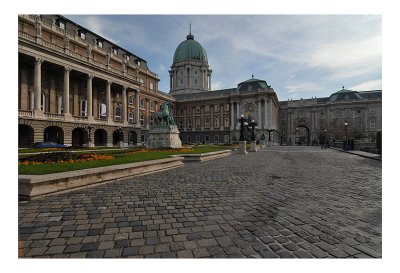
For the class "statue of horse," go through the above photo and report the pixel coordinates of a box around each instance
[155,102,175,126]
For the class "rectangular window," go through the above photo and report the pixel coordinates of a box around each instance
[140,98,144,107]
[150,114,154,127]
[357,109,361,114]
[369,108,376,115]
[179,120,184,129]
[41,93,46,112]
[99,103,106,118]
[224,135,230,143]
[224,118,229,128]
[128,95,133,105]
[205,135,210,142]
[141,134,145,142]
[345,109,351,115]
[137,60,141,66]
[80,100,87,116]
[140,114,144,126]
[370,119,376,129]
[150,82,154,90]
[334,110,340,116]
[187,120,192,129]
[214,135,219,142]
[196,106,201,113]
[128,112,134,123]
[115,106,121,121]
[196,119,201,129]
[205,118,210,128]
[214,105,219,112]
[96,40,103,48]
[58,96,63,114]
[112,48,118,55]
[125,55,130,61]
[224,104,229,111]
[150,101,154,109]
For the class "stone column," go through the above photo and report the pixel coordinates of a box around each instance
[220,104,224,130]
[188,66,191,88]
[33,58,42,111]
[230,102,235,129]
[183,108,187,131]
[135,90,140,127]
[169,71,172,90]
[87,74,94,121]
[269,99,273,129]
[106,80,112,122]
[236,102,240,119]
[63,67,71,117]
[258,100,262,128]
[264,99,269,129]
[122,86,127,125]
[208,73,211,90]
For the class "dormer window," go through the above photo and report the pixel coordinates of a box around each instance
[57,19,66,30]
[78,30,86,40]
[112,48,118,55]
[136,60,141,66]
[96,40,103,48]
[125,54,130,61]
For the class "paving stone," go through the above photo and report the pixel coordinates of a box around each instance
[353,244,381,258]
[177,250,194,258]
[193,248,210,258]
[138,245,155,255]
[328,248,349,258]
[335,243,361,256]
[104,248,122,258]
[80,242,99,252]
[198,238,218,247]
[45,245,66,255]
[86,250,105,258]
[64,244,82,253]
[122,247,139,257]
[293,249,313,258]
[260,250,279,258]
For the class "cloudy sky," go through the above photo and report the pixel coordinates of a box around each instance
[65,14,381,101]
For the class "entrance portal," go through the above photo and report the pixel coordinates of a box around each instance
[295,125,310,146]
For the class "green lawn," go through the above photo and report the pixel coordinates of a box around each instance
[18,146,231,175]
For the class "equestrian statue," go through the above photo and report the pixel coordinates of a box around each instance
[155,102,175,126]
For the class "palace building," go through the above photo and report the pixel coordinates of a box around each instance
[18,14,173,148]
[18,15,382,148]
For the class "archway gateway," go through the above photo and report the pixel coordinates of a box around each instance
[19,124,34,148]
[295,125,310,146]
[44,126,64,144]
[94,129,107,146]
[72,128,87,147]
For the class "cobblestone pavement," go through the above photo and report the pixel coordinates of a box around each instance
[18,146,382,258]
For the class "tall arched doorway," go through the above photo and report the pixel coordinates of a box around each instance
[72,128,87,147]
[295,125,310,146]
[19,124,34,148]
[113,129,124,145]
[44,126,64,144]
[94,129,107,146]
[128,131,137,145]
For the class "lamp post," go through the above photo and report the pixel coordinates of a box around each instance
[344,122,348,150]
[238,114,248,154]
[117,127,123,148]
[249,119,258,152]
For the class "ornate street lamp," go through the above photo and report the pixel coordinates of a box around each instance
[239,115,247,141]
[249,119,257,141]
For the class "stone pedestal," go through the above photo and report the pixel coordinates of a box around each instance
[118,141,124,148]
[88,140,94,148]
[249,141,257,152]
[147,125,182,149]
[238,141,248,154]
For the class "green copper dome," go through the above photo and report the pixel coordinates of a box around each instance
[173,33,208,64]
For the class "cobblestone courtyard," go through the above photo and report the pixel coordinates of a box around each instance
[18,146,382,258]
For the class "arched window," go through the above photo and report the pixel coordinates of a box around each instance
[115,105,122,121]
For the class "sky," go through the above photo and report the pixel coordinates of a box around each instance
[65,14,381,101]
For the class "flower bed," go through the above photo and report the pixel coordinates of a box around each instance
[18,152,114,166]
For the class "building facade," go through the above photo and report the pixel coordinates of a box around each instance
[18,15,382,148]
[18,15,173,148]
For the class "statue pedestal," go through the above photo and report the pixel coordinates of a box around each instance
[249,141,257,152]
[147,125,182,149]
[238,141,248,154]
